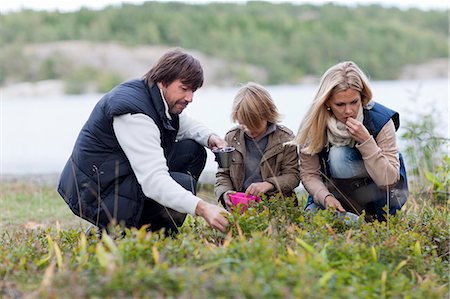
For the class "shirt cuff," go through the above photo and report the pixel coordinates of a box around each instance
[355,136,378,158]
[315,190,333,207]
[184,195,202,216]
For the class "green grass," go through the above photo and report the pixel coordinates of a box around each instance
[1,181,89,230]
[1,180,448,298]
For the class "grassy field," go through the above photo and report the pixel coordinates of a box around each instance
[1,180,89,230]
[1,179,448,298]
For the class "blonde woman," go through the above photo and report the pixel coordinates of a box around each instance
[215,82,300,209]
[294,61,408,221]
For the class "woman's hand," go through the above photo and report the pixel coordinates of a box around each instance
[346,117,371,144]
[324,195,345,212]
[245,182,274,197]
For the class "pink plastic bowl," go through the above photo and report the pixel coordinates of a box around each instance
[228,192,261,211]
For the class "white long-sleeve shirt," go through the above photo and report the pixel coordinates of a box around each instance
[113,112,214,216]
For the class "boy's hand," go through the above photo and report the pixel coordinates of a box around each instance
[245,182,274,197]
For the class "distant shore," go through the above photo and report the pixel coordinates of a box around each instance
[1,173,61,186]
[1,41,447,99]
[1,171,217,186]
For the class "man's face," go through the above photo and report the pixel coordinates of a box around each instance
[159,79,194,115]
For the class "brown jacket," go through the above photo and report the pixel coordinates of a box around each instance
[215,124,300,202]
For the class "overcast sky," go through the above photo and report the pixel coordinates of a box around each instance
[1,0,448,13]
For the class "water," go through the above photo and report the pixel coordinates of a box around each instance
[1,79,448,181]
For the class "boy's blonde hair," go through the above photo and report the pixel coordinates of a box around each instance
[231,82,281,131]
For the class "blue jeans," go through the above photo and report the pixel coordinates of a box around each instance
[328,146,368,179]
[167,139,207,181]
[305,146,399,221]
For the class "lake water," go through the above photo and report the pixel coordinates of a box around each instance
[1,78,448,182]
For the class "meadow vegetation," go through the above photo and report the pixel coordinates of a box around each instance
[0,114,448,298]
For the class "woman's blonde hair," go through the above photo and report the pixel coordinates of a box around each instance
[293,61,373,154]
[231,82,281,131]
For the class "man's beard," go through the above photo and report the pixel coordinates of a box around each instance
[169,99,189,114]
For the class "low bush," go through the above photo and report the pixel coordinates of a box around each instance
[1,190,448,298]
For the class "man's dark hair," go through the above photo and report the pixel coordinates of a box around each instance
[143,48,204,91]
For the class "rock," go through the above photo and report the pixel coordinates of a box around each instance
[399,58,449,79]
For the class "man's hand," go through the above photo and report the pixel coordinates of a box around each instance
[195,200,230,232]
[245,182,274,197]
[208,134,227,150]
[324,195,345,212]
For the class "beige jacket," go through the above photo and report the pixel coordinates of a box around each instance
[300,120,400,207]
[215,124,300,201]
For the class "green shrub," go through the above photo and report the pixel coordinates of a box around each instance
[1,190,448,298]
[63,66,124,94]
[96,72,124,93]
[401,111,450,205]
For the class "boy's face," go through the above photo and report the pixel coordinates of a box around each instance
[239,118,268,140]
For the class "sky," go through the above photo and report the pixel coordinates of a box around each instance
[1,0,449,13]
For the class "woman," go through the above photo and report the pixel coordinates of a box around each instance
[215,82,300,209]
[293,61,408,221]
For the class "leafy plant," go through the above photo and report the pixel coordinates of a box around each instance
[401,111,449,204]
[424,155,450,204]
[1,173,448,298]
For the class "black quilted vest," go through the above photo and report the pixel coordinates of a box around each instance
[57,79,179,228]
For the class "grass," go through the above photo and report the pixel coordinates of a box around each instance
[1,180,89,230]
[0,179,448,298]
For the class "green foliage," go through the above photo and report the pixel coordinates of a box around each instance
[63,66,97,94]
[0,3,448,85]
[1,183,448,298]
[36,53,71,81]
[401,111,450,204]
[63,66,124,94]
[0,43,36,83]
[424,156,450,204]
[96,72,124,93]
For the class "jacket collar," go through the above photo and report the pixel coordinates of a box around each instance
[231,124,286,158]
[157,84,173,120]
[147,83,177,131]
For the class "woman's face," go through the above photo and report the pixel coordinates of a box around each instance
[327,88,362,123]
[239,118,268,140]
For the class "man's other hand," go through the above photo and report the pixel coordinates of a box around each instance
[208,134,227,150]
[195,200,230,232]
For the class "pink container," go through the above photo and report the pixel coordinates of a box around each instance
[228,192,261,212]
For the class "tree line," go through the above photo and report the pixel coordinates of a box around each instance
[0,1,448,85]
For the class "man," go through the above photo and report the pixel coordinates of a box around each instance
[58,48,229,234]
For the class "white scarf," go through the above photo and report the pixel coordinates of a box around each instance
[327,105,364,147]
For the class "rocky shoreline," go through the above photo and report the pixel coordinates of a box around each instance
[2,41,447,99]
